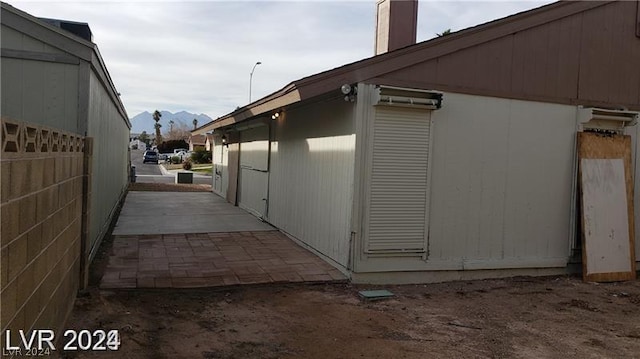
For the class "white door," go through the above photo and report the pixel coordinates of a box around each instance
[212,139,228,197]
[238,125,269,218]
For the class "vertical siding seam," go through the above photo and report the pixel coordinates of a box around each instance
[500,101,513,260]
[575,12,584,102]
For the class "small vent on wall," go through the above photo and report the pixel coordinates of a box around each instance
[375,86,443,109]
[577,107,639,134]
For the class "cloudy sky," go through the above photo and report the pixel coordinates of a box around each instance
[9,0,553,119]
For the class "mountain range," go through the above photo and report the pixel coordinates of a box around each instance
[129,111,213,134]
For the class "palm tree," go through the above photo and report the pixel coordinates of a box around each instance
[169,120,175,131]
[436,29,452,37]
[153,110,162,144]
[193,118,198,130]
[154,122,162,144]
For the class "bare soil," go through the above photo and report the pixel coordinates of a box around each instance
[59,275,640,359]
[58,187,640,358]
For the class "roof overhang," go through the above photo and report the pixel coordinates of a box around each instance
[1,2,130,128]
[192,0,616,136]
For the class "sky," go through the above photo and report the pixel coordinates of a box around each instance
[8,0,554,119]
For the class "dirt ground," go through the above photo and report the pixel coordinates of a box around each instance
[56,187,640,358]
[58,275,640,359]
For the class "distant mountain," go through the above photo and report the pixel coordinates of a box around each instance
[129,111,213,134]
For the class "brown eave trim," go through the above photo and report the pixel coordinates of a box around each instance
[636,0,640,38]
[202,0,612,130]
[291,1,611,89]
[197,90,302,133]
[1,48,80,65]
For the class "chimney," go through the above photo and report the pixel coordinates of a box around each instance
[375,0,418,55]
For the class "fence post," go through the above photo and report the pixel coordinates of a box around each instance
[79,137,93,289]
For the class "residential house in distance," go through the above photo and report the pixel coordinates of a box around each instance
[130,133,147,150]
[205,134,214,152]
[1,2,129,342]
[189,134,206,151]
[194,0,640,284]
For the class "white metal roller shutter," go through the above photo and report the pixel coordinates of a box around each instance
[366,106,431,253]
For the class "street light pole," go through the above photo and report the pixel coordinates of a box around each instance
[249,61,262,103]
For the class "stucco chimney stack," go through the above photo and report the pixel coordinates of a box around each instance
[375,0,418,55]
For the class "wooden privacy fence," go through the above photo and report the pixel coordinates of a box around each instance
[0,117,92,346]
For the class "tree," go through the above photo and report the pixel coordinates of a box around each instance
[139,131,150,146]
[154,122,162,144]
[153,110,163,144]
[436,29,452,37]
[169,120,175,132]
[163,121,191,141]
[192,118,198,130]
[157,139,189,153]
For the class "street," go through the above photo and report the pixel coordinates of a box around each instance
[131,149,162,175]
[130,149,212,185]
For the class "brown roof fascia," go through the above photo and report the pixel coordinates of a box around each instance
[636,0,640,38]
[197,0,612,133]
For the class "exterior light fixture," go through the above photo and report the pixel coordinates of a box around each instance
[271,112,280,120]
[341,83,357,102]
[221,134,228,147]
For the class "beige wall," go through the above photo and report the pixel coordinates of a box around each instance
[354,90,578,276]
[86,70,129,260]
[1,118,85,346]
[268,98,356,267]
[0,24,79,133]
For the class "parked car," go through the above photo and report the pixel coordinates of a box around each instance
[143,150,159,164]
[174,150,188,161]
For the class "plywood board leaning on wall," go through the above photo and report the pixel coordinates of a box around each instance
[578,132,636,282]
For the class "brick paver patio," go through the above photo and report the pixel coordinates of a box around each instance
[100,231,346,289]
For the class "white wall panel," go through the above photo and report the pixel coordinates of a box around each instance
[239,125,269,171]
[429,93,577,266]
[238,125,269,217]
[87,70,129,257]
[1,25,65,54]
[356,91,578,273]
[238,169,268,218]
[268,98,356,267]
[581,158,632,275]
[213,139,224,195]
[632,124,640,263]
[1,58,78,132]
[1,25,78,132]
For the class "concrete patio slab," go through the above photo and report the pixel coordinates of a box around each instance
[100,231,347,289]
[113,192,274,235]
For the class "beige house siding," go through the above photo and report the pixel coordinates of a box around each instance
[353,91,578,278]
[1,119,85,346]
[0,2,129,337]
[268,98,356,267]
[0,24,79,133]
[86,70,129,260]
